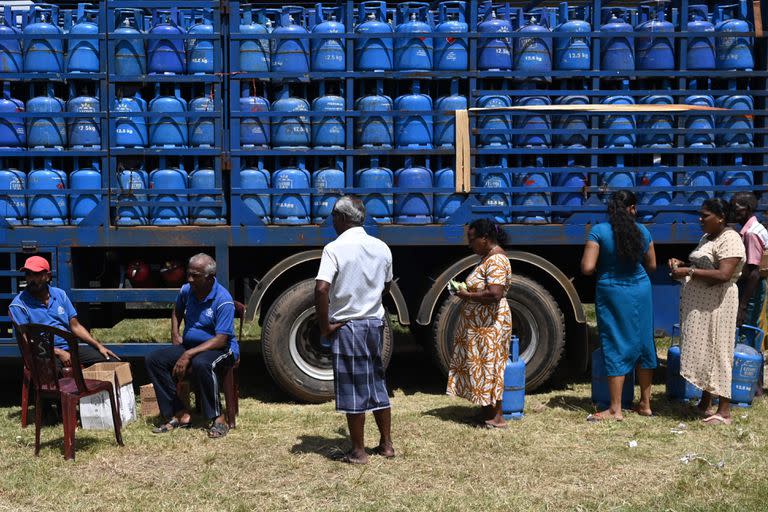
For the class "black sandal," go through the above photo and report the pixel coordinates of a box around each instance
[152,418,191,434]
[207,421,229,439]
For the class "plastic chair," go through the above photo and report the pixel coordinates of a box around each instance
[8,309,33,428]
[175,301,243,428]
[15,322,124,460]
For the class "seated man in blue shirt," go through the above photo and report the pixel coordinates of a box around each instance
[145,253,239,439]
[9,256,118,368]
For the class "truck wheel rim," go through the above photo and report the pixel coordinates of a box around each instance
[288,307,333,381]
[509,300,538,364]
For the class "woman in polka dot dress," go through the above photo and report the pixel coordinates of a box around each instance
[669,198,746,425]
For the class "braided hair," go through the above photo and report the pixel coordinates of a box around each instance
[607,190,644,265]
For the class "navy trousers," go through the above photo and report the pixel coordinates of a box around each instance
[145,345,235,421]
[56,344,112,371]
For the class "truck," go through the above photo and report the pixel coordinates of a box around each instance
[0,0,765,402]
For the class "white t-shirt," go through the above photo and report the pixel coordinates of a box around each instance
[316,226,393,322]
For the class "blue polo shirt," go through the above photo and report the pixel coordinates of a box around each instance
[175,279,239,359]
[9,286,77,350]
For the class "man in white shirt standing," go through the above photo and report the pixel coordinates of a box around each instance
[315,196,394,464]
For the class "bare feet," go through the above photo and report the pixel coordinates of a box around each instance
[338,449,368,464]
[484,419,508,429]
[375,442,395,458]
[632,404,653,417]
[587,409,623,422]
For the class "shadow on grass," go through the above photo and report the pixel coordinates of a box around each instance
[546,395,596,413]
[290,428,349,460]
[422,405,481,426]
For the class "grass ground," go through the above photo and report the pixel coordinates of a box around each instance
[1,318,767,511]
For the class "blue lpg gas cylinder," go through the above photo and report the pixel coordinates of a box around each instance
[66,5,99,73]
[515,15,552,74]
[239,7,270,72]
[635,4,675,70]
[477,3,513,71]
[187,9,215,74]
[731,325,765,407]
[394,162,432,224]
[114,10,146,76]
[554,3,590,71]
[684,94,714,146]
[591,347,635,410]
[312,91,345,149]
[271,88,310,148]
[0,7,22,73]
[28,161,67,226]
[554,95,589,147]
[502,335,525,420]
[355,2,393,71]
[67,88,100,149]
[355,89,393,148]
[271,7,309,75]
[600,95,636,148]
[667,345,703,401]
[434,82,467,148]
[355,160,393,223]
[476,94,512,147]
[715,2,754,71]
[682,170,714,207]
[716,94,753,147]
[311,4,345,72]
[272,164,311,225]
[476,157,512,223]
[434,167,463,222]
[638,94,673,147]
[686,5,715,70]
[240,163,271,224]
[69,162,100,225]
[26,86,66,149]
[553,167,585,221]
[149,87,188,148]
[150,165,188,226]
[189,166,225,225]
[113,93,148,148]
[514,169,550,223]
[115,167,149,225]
[312,166,344,223]
[394,2,433,71]
[0,166,26,225]
[0,85,25,149]
[600,167,635,192]
[434,1,468,71]
[239,86,270,148]
[637,169,673,222]
[515,95,551,147]
[189,92,215,148]
[23,5,64,73]
[717,169,753,201]
[148,10,186,74]
[600,8,635,71]
[395,81,432,149]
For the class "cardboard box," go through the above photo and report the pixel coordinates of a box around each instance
[80,362,137,430]
[140,384,160,418]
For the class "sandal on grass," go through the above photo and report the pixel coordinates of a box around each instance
[702,414,732,426]
[208,421,230,439]
[152,418,191,434]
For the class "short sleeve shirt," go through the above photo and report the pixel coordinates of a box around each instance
[316,226,393,322]
[588,222,652,280]
[175,279,239,359]
[739,216,768,266]
[9,286,78,350]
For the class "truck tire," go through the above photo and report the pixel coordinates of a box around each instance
[432,274,565,390]
[261,279,394,403]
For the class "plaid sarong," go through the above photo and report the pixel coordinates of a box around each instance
[332,318,390,414]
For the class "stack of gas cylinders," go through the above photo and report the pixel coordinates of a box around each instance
[0,1,763,228]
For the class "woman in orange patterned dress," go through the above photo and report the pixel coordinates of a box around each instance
[447,219,513,428]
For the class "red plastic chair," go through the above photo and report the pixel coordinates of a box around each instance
[175,301,243,428]
[16,322,124,460]
[8,309,33,428]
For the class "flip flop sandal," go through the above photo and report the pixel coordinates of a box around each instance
[702,414,732,426]
[207,421,230,439]
[483,421,509,429]
[587,412,623,422]
[152,418,191,434]
[631,405,655,417]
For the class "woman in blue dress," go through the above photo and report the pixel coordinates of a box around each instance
[581,190,658,421]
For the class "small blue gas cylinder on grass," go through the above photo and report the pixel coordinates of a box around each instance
[591,347,634,410]
[731,324,765,407]
[665,324,704,402]
[502,335,525,420]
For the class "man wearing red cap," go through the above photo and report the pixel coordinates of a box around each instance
[9,255,118,367]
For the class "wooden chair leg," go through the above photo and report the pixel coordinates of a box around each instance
[234,366,240,416]
[60,396,77,461]
[21,370,30,428]
[34,394,42,457]
[223,366,237,429]
[106,387,124,447]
